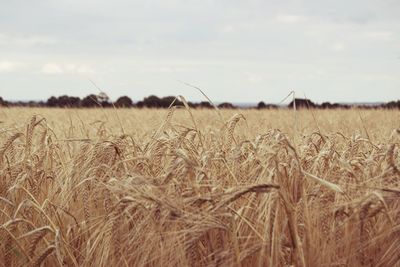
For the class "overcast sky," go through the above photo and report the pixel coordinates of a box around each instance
[0,0,399,103]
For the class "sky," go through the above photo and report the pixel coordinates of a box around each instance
[0,0,399,103]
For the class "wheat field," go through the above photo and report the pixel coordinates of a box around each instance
[0,107,399,266]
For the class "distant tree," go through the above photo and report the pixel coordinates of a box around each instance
[136,101,145,108]
[0,97,6,106]
[138,95,184,108]
[58,95,81,107]
[27,101,43,107]
[257,101,267,109]
[143,95,161,108]
[383,100,400,109]
[0,97,10,107]
[97,92,111,106]
[160,96,183,108]
[160,96,174,107]
[47,95,81,107]
[218,102,236,109]
[115,96,133,108]
[197,101,213,109]
[257,101,277,109]
[81,94,100,107]
[288,98,316,109]
[321,102,332,109]
[321,102,343,109]
[140,95,167,108]
[47,96,58,107]
[187,102,197,108]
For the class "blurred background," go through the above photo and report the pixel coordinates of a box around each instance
[0,0,399,104]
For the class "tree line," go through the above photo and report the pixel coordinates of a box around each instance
[0,94,399,109]
[285,98,400,109]
[0,94,233,109]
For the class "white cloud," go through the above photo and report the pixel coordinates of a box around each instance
[220,25,235,33]
[331,43,345,51]
[41,63,63,74]
[364,31,393,41]
[0,61,25,72]
[155,66,192,73]
[244,72,263,83]
[275,14,307,24]
[41,63,95,74]
[0,33,58,47]
[76,65,95,74]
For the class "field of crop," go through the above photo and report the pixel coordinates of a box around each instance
[0,107,399,266]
